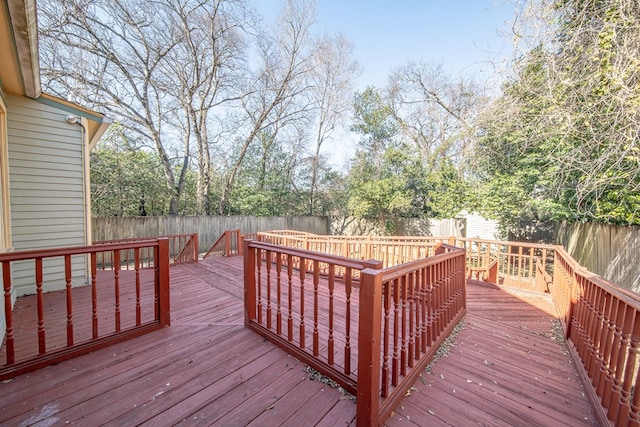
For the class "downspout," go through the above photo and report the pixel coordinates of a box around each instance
[65,115,91,247]
[65,114,112,246]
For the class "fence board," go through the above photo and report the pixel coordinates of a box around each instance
[554,222,640,293]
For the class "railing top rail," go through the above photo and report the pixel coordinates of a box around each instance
[247,239,378,270]
[209,231,230,248]
[380,247,465,281]
[259,230,556,250]
[455,237,556,250]
[438,243,463,252]
[0,239,164,263]
[264,230,316,237]
[257,232,308,241]
[555,246,640,305]
[93,233,196,245]
[258,232,447,244]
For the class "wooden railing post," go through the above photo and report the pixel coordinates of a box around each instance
[192,233,199,263]
[363,260,383,270]
[244,239,257,327]
[356,268,383,427]
[157,238,171,327]
[487,260,498,285]
[225,231,231,257]
[2,262,14,365]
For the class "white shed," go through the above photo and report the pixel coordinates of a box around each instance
[459,211,500,240]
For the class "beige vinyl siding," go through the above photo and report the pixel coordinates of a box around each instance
[0,92,6,338]
[6,94,88,296]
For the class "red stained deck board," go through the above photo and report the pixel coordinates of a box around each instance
[46,327,264,425]
[101,336,286,426]
[391,383,513,426]
[174,354,309,426]
[1,255,598,425]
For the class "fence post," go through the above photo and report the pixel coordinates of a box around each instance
[356,268,383,427]
[244,239,256,327]
[157,238,171,327]
[435,242,445,255]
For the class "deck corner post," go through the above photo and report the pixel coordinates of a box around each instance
[244,239,257,327]
[364,260,383,270]
[356,268,383,427]
[435,242,445,255]
[192,233,199,263]
[157,237,171,327]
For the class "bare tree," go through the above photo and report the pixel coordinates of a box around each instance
[306,33,360,215]
[160,0,251,215]
[386,62,486,169]
[39,0,193,214]
[216,0,317,214]
[38,0,258,215]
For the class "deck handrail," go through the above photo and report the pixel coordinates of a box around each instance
[203,229,244,258]
[1,238,170,380]
[359,245,466,425]
[257,231,551,292]
[93,233,199,265]
[243,238,466,426]
[244,239,383,394]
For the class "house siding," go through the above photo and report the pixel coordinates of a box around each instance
[465,212,500,240]
[6,94,88,296]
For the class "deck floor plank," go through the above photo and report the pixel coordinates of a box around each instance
[1,256,599,425]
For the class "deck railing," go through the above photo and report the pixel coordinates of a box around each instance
[94,233,198,266]
[203,229,244,258]
[550,247,640,427]
[1,239,171,380]
[257,231,552,291]
[453,237,554,292]
[358,243,466,425]
[243,239,466,426]
[244,240,383,393]
[252,229,640,426]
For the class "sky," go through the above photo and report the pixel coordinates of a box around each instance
[255,0,516,89]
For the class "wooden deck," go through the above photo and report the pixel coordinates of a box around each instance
[1,256,598,426]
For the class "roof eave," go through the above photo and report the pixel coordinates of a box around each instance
[7,0,41,98]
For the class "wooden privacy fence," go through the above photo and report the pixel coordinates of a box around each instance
[0,239,171,380]
[243,239,466,426]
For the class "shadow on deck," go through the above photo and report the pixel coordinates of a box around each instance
[0,256,597,426]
